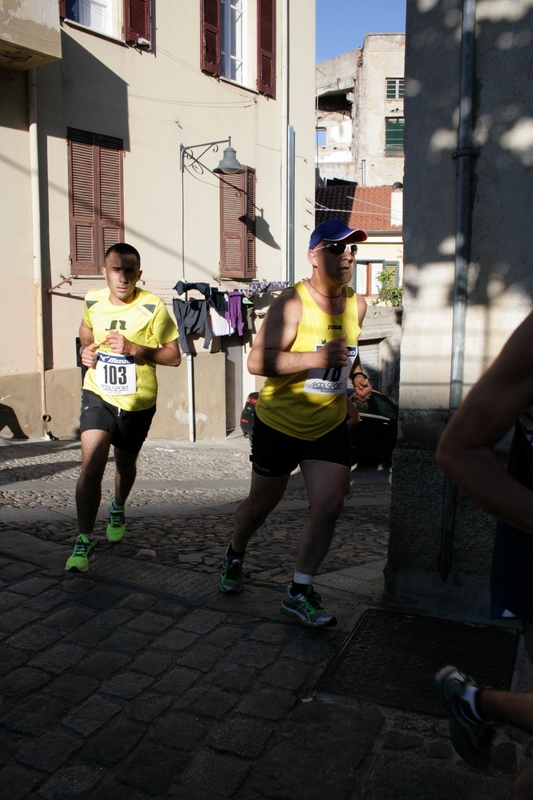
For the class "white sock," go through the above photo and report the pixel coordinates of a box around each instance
[293,571,314,586]
[80,533,94,540]
[112,500,124,510]
[461,684,484,721]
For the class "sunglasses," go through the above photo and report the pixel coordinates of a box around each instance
[313,242,358,256]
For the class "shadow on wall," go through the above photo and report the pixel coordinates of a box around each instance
[402,0,533,377]
[0,403,29,440]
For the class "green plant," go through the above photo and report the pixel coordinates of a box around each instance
[371,267,403,307]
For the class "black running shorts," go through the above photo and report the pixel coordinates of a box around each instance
[79,390,156,454]
[251,414,351,478]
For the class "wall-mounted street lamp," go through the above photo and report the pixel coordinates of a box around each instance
[180,136,244,176]
[179,136,245,442]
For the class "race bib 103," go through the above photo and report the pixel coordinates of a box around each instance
[95,352,136,396]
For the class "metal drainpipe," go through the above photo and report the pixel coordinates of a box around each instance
[439,0,477,582]
[280,0,290,281]
[28,68,48,439]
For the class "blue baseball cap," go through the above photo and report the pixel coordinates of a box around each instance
[309,219,367,250]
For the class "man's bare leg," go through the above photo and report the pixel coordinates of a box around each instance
[297,460,350,574]
[76,429,112,533]
[113,446,139,506]
[232,471,291,552]
[220,471,290,594]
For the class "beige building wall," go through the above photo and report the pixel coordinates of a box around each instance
[389,0,533,612]
[0,0,61,69]
[0,1,316,441]
[355,33,405,187]
[316,34,405,187]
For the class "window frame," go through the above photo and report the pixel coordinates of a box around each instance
[386,77,404,99]
[385,117,405,156]
[59,0,152,47]
[200,0,276,98]
[67,128,125,276]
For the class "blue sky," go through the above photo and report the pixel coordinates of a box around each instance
[316,0,407,63]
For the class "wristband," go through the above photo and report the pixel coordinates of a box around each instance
[353,372,369,382]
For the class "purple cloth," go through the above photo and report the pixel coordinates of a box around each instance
[225,291,244,336]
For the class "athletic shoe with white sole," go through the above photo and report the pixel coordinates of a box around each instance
[434,665,495,769]
[65,534,95,572]
[106,498,126,543]
[280,586,337,627]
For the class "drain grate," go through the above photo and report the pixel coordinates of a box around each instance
[315,609,520,716]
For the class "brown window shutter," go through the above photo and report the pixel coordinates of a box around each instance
[69,130,97,275]
[201,0,221,75]
[68,129,124,275]
[220,168,256,280]
[97,135,124,261]
[124,0,152,45]
[245,167,256,279]
[59,0,67,19]
[257,0,276,98]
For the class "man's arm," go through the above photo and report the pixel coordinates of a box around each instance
[79,320,99,368]
[105,333,181,367]
[350,294,372,403]
[247,288,349,377]
[437,310,533,535]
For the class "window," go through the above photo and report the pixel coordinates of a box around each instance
[386,78,404,99]
[221,0,244,83]
[355,262,399,297]
[220,167,256,279]
[59,0,152,46]
[385,117,404,155]
[68,128,124,275]
[201,0,276,98]
[315,128,327,147]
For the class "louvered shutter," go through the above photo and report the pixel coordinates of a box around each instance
[257,0,276,98]
[220,168,256,280]
[97,136,124,260]
[245,167,256,279]
[68,130,123,275]
[59,0,67,18]
[69,131,97,275]
[124,0,151,45]
[201,0,221,75]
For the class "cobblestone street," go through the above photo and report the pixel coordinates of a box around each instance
[0,437,390,589]
[0,434,528,799]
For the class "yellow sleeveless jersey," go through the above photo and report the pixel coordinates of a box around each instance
[82,287,178,412]
[256,280,362,440]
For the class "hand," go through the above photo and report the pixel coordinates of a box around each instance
[104,332,134,356]
[80,342,100,368]
[315,334,348,369]
[352,373,372,404]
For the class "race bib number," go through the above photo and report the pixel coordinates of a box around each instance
[95,352,136,396]
[303,345,358,396]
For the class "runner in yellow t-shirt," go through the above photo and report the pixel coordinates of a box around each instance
[219,219,373,627]
[65,243,181,572]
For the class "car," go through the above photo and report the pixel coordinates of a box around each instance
[240,389,398,465]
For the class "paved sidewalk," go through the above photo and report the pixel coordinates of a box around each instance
[0,436,530,799]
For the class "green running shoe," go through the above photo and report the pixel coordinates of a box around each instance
[434,665,495,770]
[107,498,126,543]
[65,534,95,572]
[220,555,244,594]
[280,586,337,627]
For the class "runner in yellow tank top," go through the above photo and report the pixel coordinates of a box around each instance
[220,219,373,628]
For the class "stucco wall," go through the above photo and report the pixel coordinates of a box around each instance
[0,0,316,439]
[389,0,533,609]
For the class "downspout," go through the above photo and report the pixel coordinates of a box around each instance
[28,68,48,439]
[280,0,290,281]
[439,0,477,581]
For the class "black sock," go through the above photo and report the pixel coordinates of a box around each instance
[290,581,311,597]
[227,544,245,561]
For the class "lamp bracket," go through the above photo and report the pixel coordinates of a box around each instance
[180,137,231,173]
